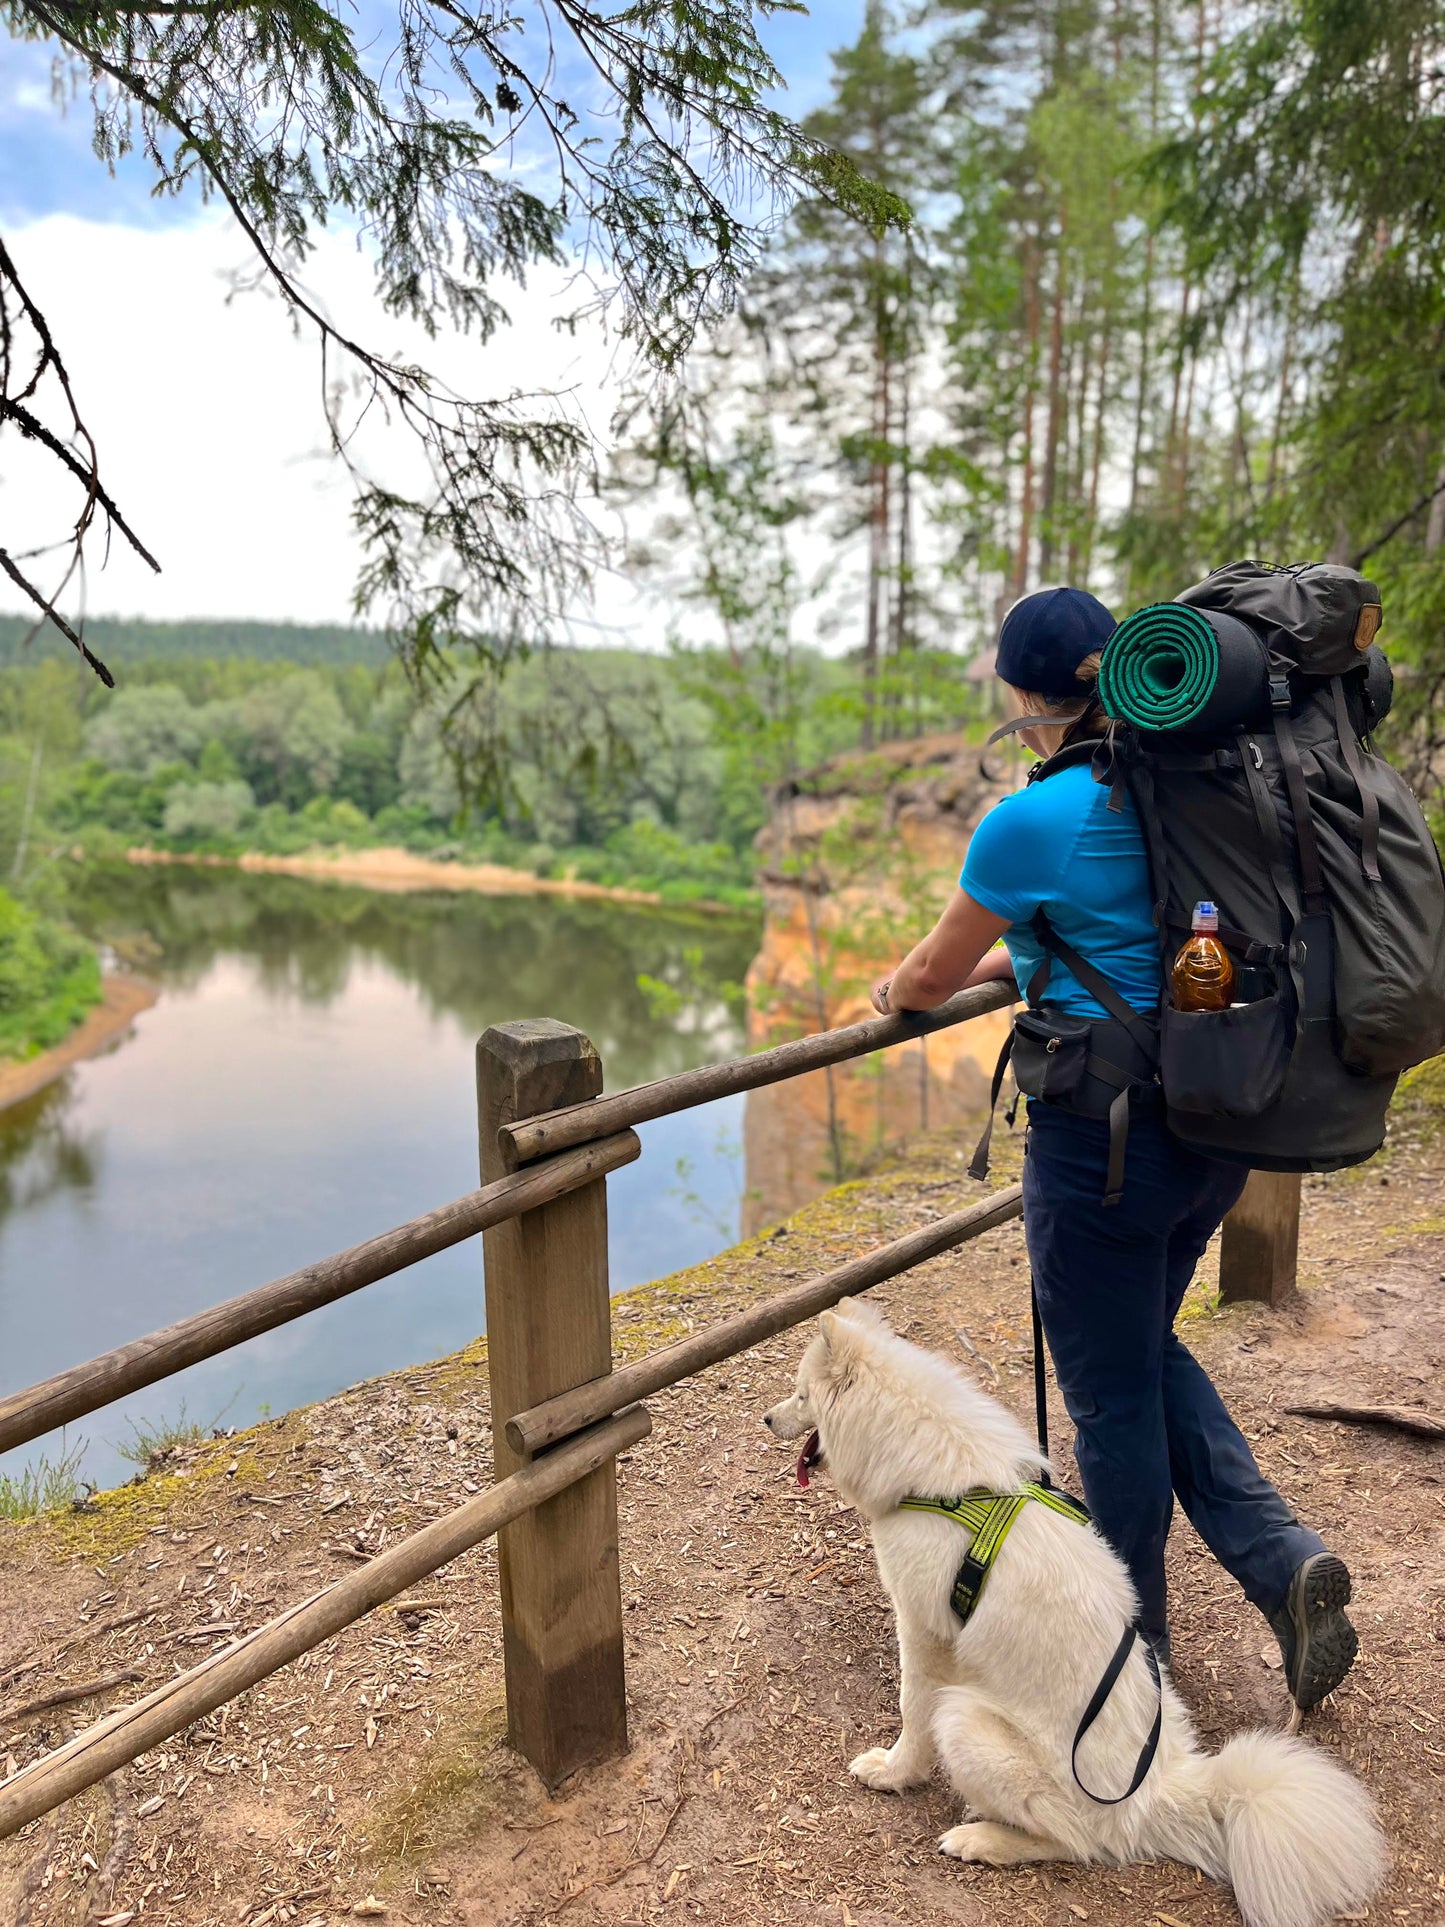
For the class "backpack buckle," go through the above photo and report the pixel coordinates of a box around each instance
[1269,674,1292,712]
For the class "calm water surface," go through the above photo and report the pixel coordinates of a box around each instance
[0,868,758,1490]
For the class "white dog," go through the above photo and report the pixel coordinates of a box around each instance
[763,1299,1386,1927]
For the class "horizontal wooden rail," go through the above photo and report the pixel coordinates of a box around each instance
[506,1183,1024,1455]
[0,1131,641,1459]
[0,1404,651,1841]
[501,979,1017,1165]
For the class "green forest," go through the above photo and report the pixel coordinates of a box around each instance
[0,635,985,918]
[6,0,1445,1053]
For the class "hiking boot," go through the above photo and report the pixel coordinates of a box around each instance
[1267,1552,1358,1710]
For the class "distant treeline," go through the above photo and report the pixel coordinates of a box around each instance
[0,644,945,911]
[0,615,389,671]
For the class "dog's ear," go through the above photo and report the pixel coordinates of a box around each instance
[818,1307,866,1354]
[814,1309,862,1393]
[835,1296,885,1330]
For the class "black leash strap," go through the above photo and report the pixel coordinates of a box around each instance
[1030,1283,1163,1805]
[1030,1275,1050,1489]
[1071,1623,1163,1805]
[967,1027,1015,1184]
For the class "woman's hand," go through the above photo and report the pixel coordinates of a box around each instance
[870,977,894,1015]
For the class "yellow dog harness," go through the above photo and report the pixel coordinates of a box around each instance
[899,1482,1091,1626]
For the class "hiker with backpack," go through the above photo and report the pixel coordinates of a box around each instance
[870,572,1445,1711]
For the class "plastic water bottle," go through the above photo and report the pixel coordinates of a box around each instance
[1171,901,1236,1012]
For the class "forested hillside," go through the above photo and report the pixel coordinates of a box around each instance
[0,643,988,911]
[0,618,388,670]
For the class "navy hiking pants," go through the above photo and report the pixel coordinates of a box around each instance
[1023,1100,1324,1649]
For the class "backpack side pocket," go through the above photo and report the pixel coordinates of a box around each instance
[1161,993,1291,1118]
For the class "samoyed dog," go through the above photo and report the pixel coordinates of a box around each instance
[763,1299,1385,1927]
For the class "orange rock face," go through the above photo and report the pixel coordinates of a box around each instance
[741,733,1018,1232]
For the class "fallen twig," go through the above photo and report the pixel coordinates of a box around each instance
[0,1607,159,1693]
[1285,1402,1445,1440]
[0,1671,143,1729]
[525,1765,688,1925]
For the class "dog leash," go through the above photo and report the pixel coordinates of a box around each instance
[1031,1274,1052,1490]
[1029,1269,1165,1804]
[1071,1622,1163,1804]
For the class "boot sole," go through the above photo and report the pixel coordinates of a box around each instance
[1285,1552,1358,1709]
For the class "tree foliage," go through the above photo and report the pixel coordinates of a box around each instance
[1150,0,1445,783]
[0,0,905,694]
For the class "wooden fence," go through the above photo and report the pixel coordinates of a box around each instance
[0,979,1300,1833]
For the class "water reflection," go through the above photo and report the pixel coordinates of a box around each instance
[0,1076,100,1216]
[0,866,758,1490]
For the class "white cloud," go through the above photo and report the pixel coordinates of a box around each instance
[1,211,658,637]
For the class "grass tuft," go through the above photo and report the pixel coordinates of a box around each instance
[0,1436,92,1519]
[115,1397,233,1472]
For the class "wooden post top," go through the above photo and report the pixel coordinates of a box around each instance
[479,1019,602,1075]
[478,1022,602,1177]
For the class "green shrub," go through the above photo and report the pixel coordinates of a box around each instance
[0,887,103,1059]
[162,777,256,843]
[0,1437,91,1519]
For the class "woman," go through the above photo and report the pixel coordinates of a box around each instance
[871,585,1356,1712]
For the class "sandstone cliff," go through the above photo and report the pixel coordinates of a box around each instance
[741,731,1017,1230]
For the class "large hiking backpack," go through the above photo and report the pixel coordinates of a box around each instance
[1099,560,1445,1170]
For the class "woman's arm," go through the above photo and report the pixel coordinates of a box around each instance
[871,889,1014,1014]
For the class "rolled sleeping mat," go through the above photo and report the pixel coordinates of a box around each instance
[1098,602,1271,736]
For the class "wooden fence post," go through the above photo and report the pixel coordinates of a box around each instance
[477,1020,627,1789]
[1218,1170,1302,1308]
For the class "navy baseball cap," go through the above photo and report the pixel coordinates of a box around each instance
[995,587,1117,700]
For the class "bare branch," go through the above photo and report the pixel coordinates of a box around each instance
[0,547,116,686]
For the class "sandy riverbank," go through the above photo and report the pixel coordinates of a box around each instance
[0,973,158,1114]
[125,844,744,912]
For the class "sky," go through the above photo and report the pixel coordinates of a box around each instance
[0,3,865,634]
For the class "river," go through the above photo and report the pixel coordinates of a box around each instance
[0,866,759,1492]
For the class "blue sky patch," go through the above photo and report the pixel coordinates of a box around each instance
[1,3,862,230]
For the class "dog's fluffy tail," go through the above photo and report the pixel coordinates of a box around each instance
[1178,1731,1386,1927]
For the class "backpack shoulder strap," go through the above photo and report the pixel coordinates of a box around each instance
[1030,909,1157,1051]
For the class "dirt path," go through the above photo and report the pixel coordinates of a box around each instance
[0,975,158,1115]
[0,1110,1441,1927]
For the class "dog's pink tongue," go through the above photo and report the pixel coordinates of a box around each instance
[796,1430,821,1488]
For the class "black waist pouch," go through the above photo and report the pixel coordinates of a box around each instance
[1012,1007,1094,1103]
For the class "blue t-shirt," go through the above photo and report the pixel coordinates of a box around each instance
[960,763,1160,1018]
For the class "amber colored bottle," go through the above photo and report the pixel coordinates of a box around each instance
[1171,900,1236,1012]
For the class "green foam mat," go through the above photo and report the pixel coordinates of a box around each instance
[1098,603,1221,731]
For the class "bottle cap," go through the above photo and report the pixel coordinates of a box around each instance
[1192,900,1219,932]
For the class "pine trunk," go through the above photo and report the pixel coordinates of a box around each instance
[1013,233,1042,598]
[1038,229,1068,581]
